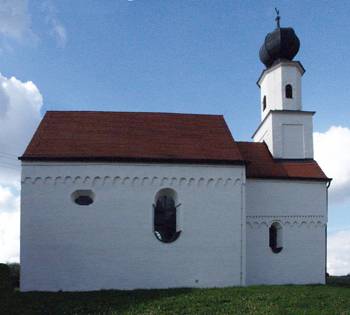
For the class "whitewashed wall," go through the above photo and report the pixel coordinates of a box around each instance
[21,162,246,291]
[245,179,327,285]
[259,62,303,119]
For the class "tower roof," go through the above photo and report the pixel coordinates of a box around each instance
[259,10,300,68]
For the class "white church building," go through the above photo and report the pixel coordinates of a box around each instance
[20,18,330,291]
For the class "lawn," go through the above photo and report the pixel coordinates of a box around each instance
[1,277,350,315]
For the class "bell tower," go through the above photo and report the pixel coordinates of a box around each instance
[253,11,314,159]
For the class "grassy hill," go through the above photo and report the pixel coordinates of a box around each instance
[1,277,350,315]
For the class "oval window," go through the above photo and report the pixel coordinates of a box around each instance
[72,190,95,206]
[153,188,181,243]
[269,222,283,253]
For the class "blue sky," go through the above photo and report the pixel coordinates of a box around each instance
[2,0,350,139]
[0,0,349,273]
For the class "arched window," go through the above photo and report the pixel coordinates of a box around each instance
[263,95,267,111]
[72,190,95,206]
[153,188,181,243]
[269,222,283,253]
[285,84,293,99]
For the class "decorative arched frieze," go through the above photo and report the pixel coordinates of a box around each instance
[91,176,101,186]
[64,176,73,184]
[141,177,149,186]
[44,176,53,184]
[132,177,139,186]
[161,177,169,186]
[122,177,130,185]
[151,176,159,186]
[83,176,91,184]
[246,215,326,229]
[207,178,215,188]
[188,178,195,187]
[215,178,223,188]
[21,175,242,189]
[113,176,121,185]
[170,177,177,186]
[198,177,205,187]
[179,177,187,187]
[103,176,111,185]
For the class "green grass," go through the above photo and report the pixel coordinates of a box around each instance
[1,277,350,315]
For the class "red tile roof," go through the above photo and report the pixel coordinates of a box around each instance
[20,111,244,165]
[237,141,329,181]
[20,111,330,182]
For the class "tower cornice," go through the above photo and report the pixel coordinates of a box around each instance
[257,60,305,87]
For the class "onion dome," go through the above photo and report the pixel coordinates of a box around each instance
[259,10,300,68]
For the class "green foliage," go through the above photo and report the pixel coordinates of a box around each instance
[1,277,350,314]
[0,263,12,291]
[7,263,20,288]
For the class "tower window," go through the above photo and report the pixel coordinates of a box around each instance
[285,84,293,99]
[263,95,267,111]
[269,222,283,253]
[154,188,181,243]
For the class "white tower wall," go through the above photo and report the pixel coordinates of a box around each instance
[254,61,314,159]
[259,62,303,119]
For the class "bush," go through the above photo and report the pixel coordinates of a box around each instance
[0,263,12,291]
[7,263,20,289]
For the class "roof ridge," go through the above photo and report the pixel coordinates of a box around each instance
[46,110,224,117]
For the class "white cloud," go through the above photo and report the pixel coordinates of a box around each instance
[0,72,43,263]
[328,230,350,276]
[0,0,34,41]
[0,209,20,263]
[0,0,67,49]
[41,0,67,48]
[314,126,350,203]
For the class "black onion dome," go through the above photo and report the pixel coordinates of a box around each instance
[259,27,300,68]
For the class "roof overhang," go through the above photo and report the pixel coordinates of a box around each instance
[19,155,246,166]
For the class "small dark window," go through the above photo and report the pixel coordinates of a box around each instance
[72,190,94,206]
[154,188,181,243]
[269,222,283,253]
[263,95,267,111]
[285,84,293,99]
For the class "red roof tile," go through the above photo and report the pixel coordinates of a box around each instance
[237,141,329,181]
[20,111,244,164]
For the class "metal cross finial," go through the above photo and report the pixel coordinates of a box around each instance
[275,8,280,28]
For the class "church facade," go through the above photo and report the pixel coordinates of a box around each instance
[20,20,330,291]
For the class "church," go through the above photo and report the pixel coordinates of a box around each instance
[19,17,330,291]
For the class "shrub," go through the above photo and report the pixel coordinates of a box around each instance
[8,263,20,289]
[0,263,12,291]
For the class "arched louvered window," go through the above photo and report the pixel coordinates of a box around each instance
[153,188,181,243]
[263,95,267,111]
[285,84,293,99]
[269,222,283,253]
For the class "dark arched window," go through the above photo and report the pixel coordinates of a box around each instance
[269,222,283,253]
[154,188,181,243]
[285,84,293,99]
[263,95,267,111]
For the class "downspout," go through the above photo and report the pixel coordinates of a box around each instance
[325,179,331,282]
[240,168,246,286]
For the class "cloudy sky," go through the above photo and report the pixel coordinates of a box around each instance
[0,0,349,275]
